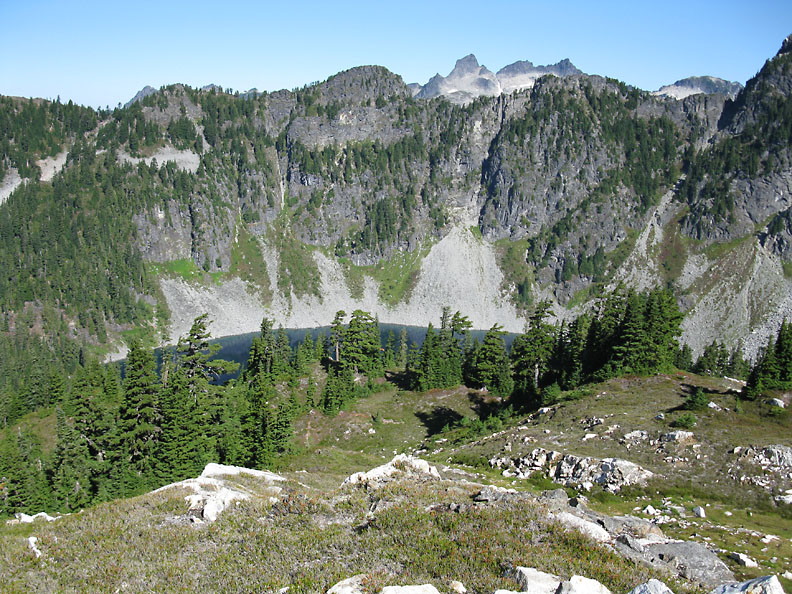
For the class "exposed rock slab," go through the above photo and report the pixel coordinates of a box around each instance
[490,448,653,492]
[343,454,440,487]
[710,576,786,594]
[154,463,284,522]
[626,579,675,594]
[640,540,735,588]
[556,575,612,594]
[513,567,561,594]
[380,586,440,594]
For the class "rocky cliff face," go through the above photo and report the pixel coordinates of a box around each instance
[4,36,792,358]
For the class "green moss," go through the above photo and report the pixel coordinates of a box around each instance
[605,228,639,272]
[268,217,321,299]
[782,261,792,279]
[566,284,598,310]
[228,224,272,303]
[704,233,752,261]
[120,325,159,349]
[657,210,690,284]
[339,245,430,308]
[149,258,204,282]
[496,239,534,310]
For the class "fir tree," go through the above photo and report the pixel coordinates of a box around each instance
[51,407,93,512]
[470,324,513,398]
[119,342,161,492]
[511,301,556,406]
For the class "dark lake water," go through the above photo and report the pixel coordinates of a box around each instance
[139,324,519,382]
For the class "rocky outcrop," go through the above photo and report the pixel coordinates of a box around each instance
[490,448,653,492]
[626,580,674,594]
[617,538,734,588]
[342,454,440,487]
[653,76,742,100]
[710,576,786,594]
[153,462,284,522]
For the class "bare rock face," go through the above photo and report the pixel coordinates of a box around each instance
[416,55,502,104]
[512,567,561,594]
[415,54,583,103]
[153,463,284,522]
[124,85,158,108]
[640,540,734,588]
[554,511,611,542]
[342,454,440,487]
[555,575,612,594]
[326,575,367,594]
[710,576,786,594]
[490,448,653,493]
[626,579,675,594]
[380,587,441,594]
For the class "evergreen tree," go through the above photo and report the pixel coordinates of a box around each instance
[584,289,627,376]
[51,407,93,512]
[119,342,161,493]
[511,301,556,406]
[342,310,382,377]
[608,291,651,375]
[330,310,347,363]
[383,330,396,369]
[154,364,203,482]
[553,314,590,390]
[470,324,513,398]
[675,343,694,371]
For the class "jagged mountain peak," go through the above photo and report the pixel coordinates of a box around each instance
[415,54,583,104]
[450,53,484,76]
[124,85,157,108]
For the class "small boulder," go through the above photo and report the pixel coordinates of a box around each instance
[555,575,612,594]
[380,587,441,594]
[623,430,649,442]
[343,454,441,486]
[449,581,466,594]
[642,540,734,587]
[626,579,675,594]
[728,552,758,568]
[709,575,785,594]
[555,512,611,543]
[693,506,706,518]
[326,575,366,594]
[28,536,42,558]
[662,431,694,443]
[513,567,561,594]
[541,489,570,503]
[767,398,786,408]
[473,485,519,503]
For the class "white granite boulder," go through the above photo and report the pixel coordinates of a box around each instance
[709,576,785,594]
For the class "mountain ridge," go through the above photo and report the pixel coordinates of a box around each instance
[0,35,790,372]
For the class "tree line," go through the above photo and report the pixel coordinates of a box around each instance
[3,288,787,517]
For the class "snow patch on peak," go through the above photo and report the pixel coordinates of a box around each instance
[415,55,582,104]
[653,76,742,100]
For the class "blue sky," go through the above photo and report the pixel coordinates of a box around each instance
[1,0,790,108]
